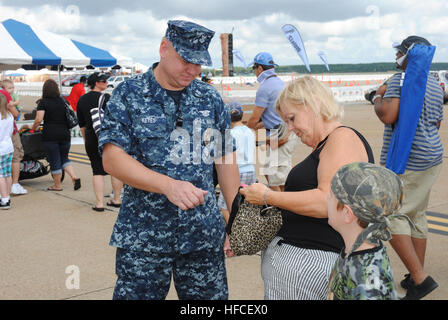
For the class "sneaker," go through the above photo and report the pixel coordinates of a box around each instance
[0,200,11,210]
[400,273,414,290]
[402,276,438,300]
[107,190,123,200]
[11,184,28,195]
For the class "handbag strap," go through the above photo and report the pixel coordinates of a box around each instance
[62,97,71,110]
[98,93,106,110]
[225,187,245,235]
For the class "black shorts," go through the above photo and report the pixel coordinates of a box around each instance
[85,136,108,176]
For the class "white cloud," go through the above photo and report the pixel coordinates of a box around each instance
[325,37,345,51]
[0,1,447,67]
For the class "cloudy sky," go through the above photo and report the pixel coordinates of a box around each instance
[1,0,447,69]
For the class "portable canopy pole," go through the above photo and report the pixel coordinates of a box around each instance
[58,65,62,93]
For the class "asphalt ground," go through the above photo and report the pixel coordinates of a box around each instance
[1,100,447,300]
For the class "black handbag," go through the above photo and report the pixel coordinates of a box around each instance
[63,99,78,129]
[225,190,283,256]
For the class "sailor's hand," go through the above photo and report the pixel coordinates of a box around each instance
[224,233,234,257]
[165,180,208,211]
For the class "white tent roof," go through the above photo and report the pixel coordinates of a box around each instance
[0,19,132,70]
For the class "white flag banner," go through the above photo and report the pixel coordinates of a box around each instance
[281,24,311,72]
[317,51,330,71]
[232,49,247,68]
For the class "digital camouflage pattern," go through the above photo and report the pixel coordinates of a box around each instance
[165,20,215,66]
[331,162,407,256]
[113,247,228,300]
[98,64,234,255]
[328,244,397,300]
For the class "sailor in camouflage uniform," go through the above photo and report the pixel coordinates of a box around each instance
[327,162,413,300]
[99,20,240,300]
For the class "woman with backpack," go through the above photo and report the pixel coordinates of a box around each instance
[76,73,123,212]
[31,79,81,192]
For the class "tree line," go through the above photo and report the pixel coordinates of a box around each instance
[204,62,448,76]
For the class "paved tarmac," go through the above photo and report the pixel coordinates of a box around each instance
[0,101,447,300]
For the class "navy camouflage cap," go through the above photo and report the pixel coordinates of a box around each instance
[331,162,413,256]
[165,20,215,66]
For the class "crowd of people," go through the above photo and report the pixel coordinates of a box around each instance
[0,20,445,301]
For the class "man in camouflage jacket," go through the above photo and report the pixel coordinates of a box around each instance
[99,20,240,300]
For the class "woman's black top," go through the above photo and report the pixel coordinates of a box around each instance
[36,97,70,142]
[277,126,375,253]
[76,91,110,141]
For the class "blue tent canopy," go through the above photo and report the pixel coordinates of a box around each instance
[0,19,132,70]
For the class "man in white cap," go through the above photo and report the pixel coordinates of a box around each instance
[247,52,299,191]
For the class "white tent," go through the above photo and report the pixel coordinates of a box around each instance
[0,18,132,71]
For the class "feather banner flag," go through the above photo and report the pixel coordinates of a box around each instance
[281,24,311,72]
[232,49,247,68]
[317,51,330,71]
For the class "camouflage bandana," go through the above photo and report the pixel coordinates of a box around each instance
[165,20,215,66]
[331,162,414,257]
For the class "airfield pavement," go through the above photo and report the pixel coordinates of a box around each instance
[0,92,447,301]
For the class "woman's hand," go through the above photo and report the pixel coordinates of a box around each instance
[31,110,45,132]
[239,183,269,206]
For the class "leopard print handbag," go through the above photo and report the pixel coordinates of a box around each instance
[225,191,283,256]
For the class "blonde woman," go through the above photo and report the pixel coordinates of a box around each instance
[240,76,375,300]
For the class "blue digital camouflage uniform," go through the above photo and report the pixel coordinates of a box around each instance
[98,20,234,300]
[98,64,235,299]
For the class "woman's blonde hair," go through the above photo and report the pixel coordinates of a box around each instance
[0,94,9,120]
[276,75,343,121]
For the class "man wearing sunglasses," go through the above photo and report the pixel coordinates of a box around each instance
[373,35,444,300]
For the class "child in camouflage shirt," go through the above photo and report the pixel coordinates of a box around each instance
[327,162,411,300]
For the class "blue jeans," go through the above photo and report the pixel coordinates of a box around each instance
[43,141,71,174]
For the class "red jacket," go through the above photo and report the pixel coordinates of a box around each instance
[66,83,85,112]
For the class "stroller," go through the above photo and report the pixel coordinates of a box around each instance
[19,128,65,182]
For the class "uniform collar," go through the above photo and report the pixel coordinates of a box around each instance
[257,68,277,83]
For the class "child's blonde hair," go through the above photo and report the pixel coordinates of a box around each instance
[1,79,14,88]
[0,94,9,120]
[276,75,343,121]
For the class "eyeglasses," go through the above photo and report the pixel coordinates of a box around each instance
[98,80,108,83]
[252,64,258,70]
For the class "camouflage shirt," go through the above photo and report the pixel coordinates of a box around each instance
[328,243,398,300]
[98,64,235,254]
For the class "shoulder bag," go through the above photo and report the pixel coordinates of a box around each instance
[63,99,78,129]
[90,93,106,136]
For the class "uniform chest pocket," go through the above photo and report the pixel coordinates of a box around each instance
[133,123,168,167]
